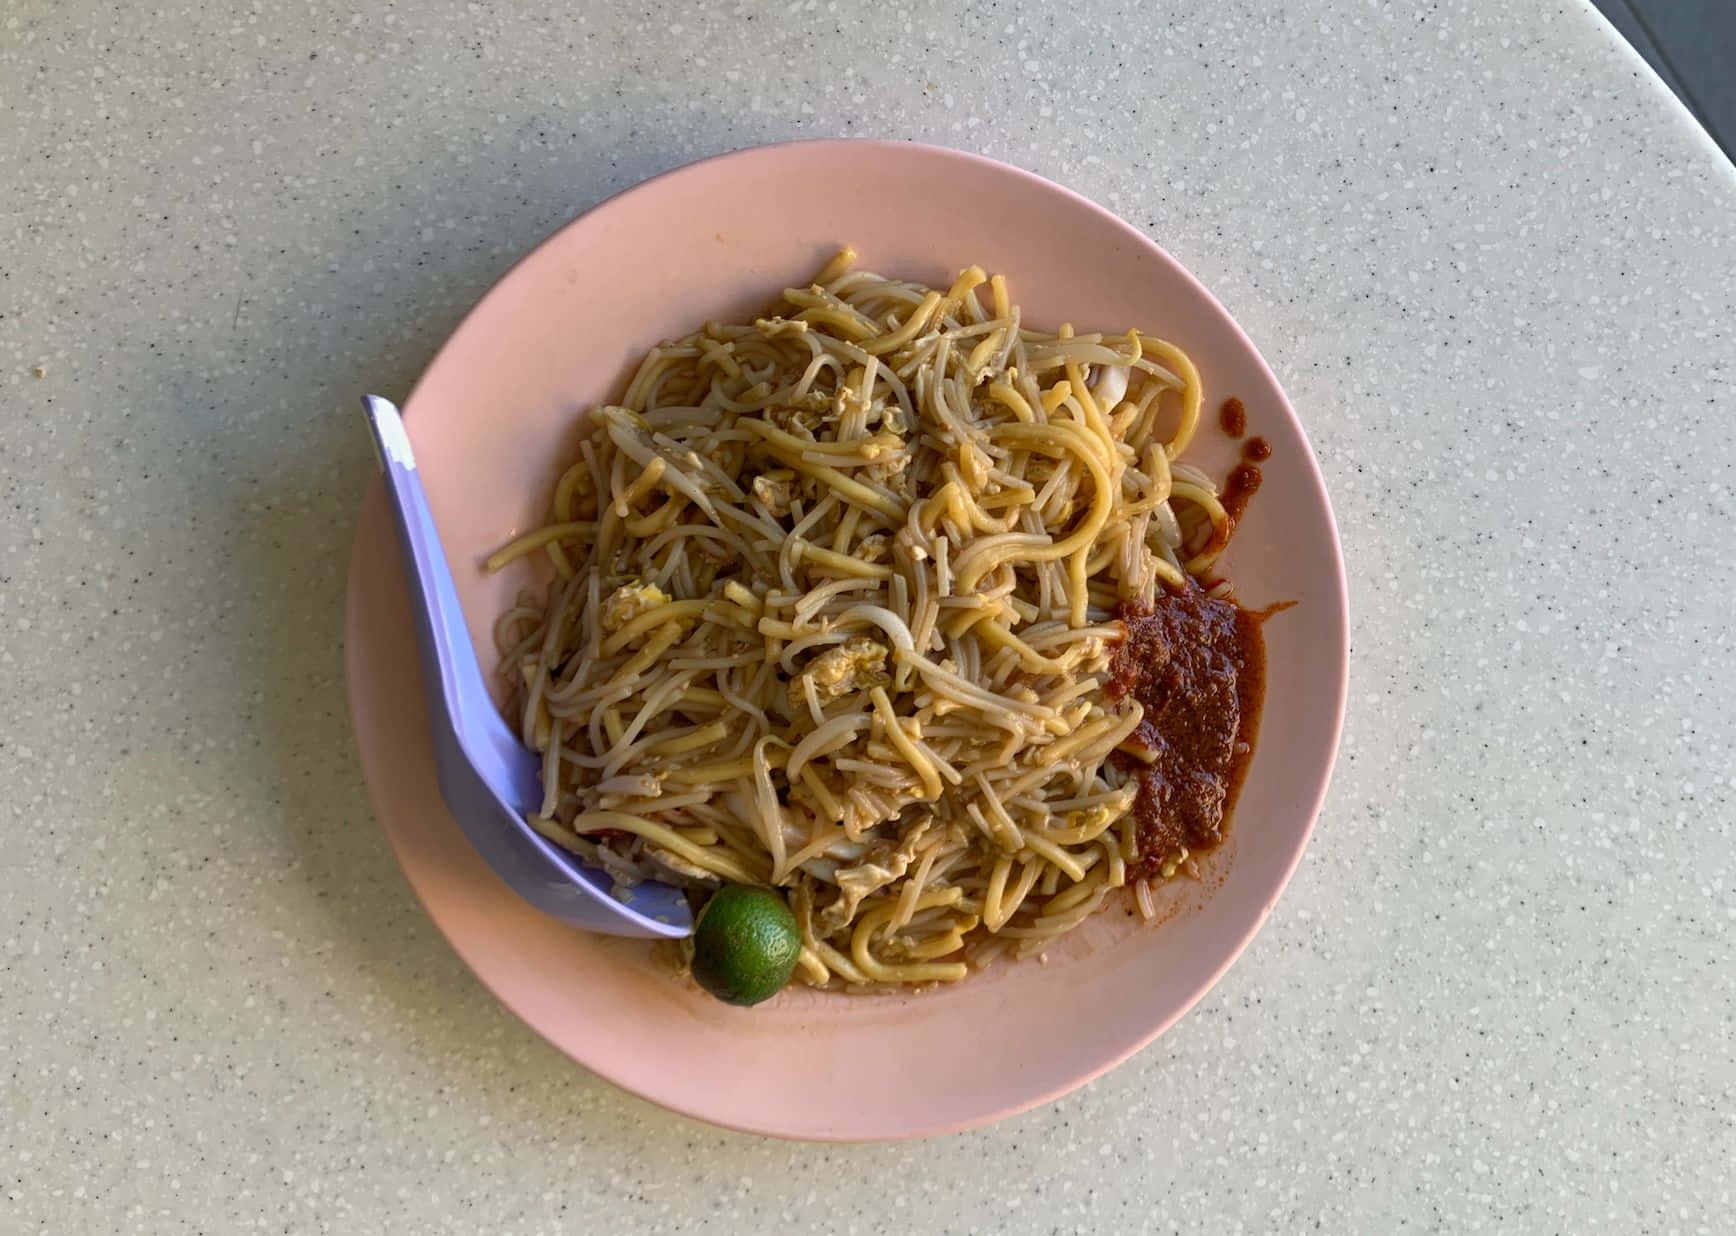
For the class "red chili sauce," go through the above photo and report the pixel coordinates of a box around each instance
[1103,395,1275,878]
[1106,587,1265,877]
[1218,462,1263,530]
[1196,401,1268,561]
[1218,397,1247,438]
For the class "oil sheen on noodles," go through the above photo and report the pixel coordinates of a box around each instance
[488,248,1232,991]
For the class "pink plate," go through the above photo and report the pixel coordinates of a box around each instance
[344,140,1348,1141]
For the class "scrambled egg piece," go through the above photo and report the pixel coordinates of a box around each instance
[854,533,890,564]
[787,637,890,711]
[600,581,672,633]
[750,470,797,518]
[767,403,825,436]
[817,820,933,934]
[1064,803,1119,835]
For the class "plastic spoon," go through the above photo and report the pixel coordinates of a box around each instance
[361,395,692,938]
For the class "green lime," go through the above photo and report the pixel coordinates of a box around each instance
[690,884,801,1007]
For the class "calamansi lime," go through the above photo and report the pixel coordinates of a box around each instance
[690,884,801,1007]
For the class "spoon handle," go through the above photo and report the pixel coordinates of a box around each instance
[361,395,540,809]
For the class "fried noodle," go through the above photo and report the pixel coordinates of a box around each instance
[489,249,1231,990]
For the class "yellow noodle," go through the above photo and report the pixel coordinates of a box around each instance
[869,686,943,802]
[791,539,893,579]
[489,248,1239,992]
[1020,831,1088,882]
[598,600,709,657]
[850,890,970,984]
[813,246,859,286]
[570,811,762,884]
[484,521,598,573]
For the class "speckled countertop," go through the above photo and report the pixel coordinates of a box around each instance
[3,1,1733,1231]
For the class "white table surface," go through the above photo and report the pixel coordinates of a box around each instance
[3,1,1733,1231]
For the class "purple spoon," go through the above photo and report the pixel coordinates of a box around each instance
[361,395,692,938]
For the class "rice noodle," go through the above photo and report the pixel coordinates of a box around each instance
[489,248,1226,990]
